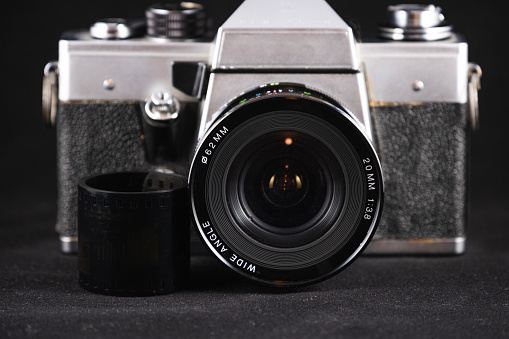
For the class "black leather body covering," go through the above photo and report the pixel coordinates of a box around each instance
[56,102,469,242]
[371,103,469,239]
[56,102,153,237]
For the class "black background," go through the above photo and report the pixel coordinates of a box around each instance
[1,0,508,338]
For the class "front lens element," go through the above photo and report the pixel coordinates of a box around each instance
[241,132,331,230]
[227,131,345,248]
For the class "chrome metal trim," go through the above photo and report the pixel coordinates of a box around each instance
[58,39,212,102]
[42,61,59,128]
[145,91,180,121]
[378,25,453,41]
[380,5,452,41]
[387,4,445,29]
[147,2,204,16]
[213,0,359,70]
[90,19,131,40]
[360,37,468,104]
[198,72,372,142]
[468,63,482,130]
[363,237,466,255]
[60,236,78,254]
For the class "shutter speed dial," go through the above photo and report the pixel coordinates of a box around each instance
[145,2,207,39]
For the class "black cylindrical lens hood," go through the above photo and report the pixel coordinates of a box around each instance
[77,172,189,296]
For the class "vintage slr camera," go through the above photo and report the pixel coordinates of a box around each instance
[43,0,481,286]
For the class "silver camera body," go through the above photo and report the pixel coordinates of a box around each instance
[45,0,480,259]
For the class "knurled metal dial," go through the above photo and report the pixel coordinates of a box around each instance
[145,2,207,39]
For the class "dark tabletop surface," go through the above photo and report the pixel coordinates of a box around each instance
[1,0,508,338]
[1,197,508,338]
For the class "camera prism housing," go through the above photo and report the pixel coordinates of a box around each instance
[44,0,480,286]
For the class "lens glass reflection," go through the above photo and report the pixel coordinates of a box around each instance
[237,131,334,234]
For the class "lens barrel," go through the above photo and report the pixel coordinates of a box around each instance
[189,83,383,286]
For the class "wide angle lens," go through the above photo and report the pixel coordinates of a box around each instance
[189,83,383,286]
